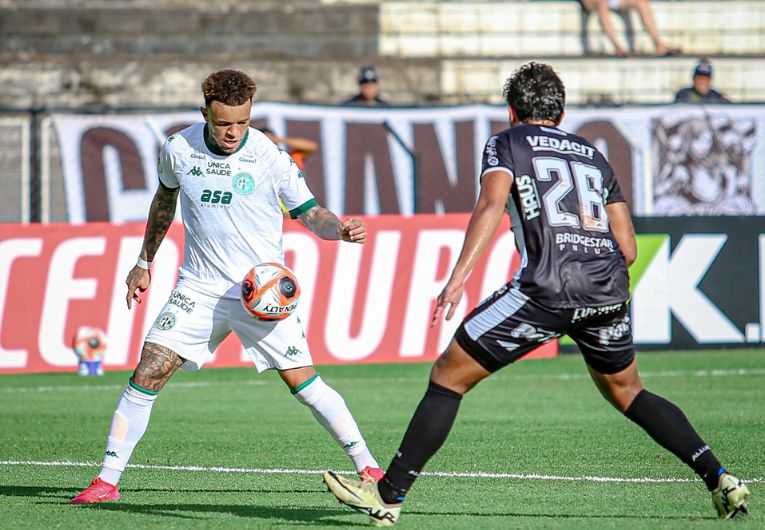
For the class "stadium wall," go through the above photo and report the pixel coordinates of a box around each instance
[1,215,763,374]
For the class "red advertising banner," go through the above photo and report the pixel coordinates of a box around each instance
[0,215,556,373]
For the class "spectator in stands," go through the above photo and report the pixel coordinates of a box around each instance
[257,127,318,169]
[674,60,730,103]
[342,66,389,106]
[579,0,681,56]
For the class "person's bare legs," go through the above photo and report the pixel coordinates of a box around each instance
[131,342,185,392]
[596,0,629,55]
[430,339,492,394]
[621,0,680,55]
[587,357,643,412]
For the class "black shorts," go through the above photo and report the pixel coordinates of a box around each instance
[455,285,634,374]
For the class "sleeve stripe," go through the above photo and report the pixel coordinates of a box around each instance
[289,198,318,219]
[480,167,514,180]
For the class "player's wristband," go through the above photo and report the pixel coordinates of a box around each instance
[136,257,151,270]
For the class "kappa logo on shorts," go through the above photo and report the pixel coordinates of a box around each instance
[154,312,176,330]
[285,346,301,357]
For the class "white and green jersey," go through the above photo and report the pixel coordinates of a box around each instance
[158,122,316,298]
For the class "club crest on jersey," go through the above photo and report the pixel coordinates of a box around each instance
[515,174,541,220]
[232,172,255,195]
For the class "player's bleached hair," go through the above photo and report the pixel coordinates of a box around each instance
[503,62,566,124]
[202,69,257,106]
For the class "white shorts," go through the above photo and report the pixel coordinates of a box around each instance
[144,279,312,373]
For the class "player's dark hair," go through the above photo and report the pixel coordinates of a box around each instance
[502,62,565,123]
[202,69,257,107]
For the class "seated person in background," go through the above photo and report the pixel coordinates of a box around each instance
[675,60,730,104]
[257,127,318,169]
[258,127,319,217]
[580,0,681,56]
[342,66,389,106]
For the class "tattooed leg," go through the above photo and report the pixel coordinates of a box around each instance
[131,342,185,392]
[94,343,185,486]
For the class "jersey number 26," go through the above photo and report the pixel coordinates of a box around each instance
[532,157,609,233]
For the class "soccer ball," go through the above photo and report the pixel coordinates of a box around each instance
[72,326,107,376]
[241,262,300,320]
[72,326,107,361]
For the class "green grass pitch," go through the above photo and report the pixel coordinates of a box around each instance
[1,349,763,529]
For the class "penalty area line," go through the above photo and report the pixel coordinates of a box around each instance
[0,460,762,485]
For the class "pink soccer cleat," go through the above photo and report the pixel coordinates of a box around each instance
[70,478,120,504]
[358,466,385,483]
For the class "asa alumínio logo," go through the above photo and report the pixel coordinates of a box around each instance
[200,189,232,205]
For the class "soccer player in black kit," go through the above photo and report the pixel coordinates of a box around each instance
[323,62,751,525]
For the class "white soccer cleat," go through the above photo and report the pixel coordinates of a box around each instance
[712,473,750,519]
[323,470,401,526]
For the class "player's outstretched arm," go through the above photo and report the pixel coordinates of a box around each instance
[126,183,180,309]
[298,205,366,244]
[432,169,512,325]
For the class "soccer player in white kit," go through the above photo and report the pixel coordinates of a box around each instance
[71,69,382,504]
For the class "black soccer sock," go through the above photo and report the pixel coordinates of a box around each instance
[378,381,463,504]
[624,389,723,491]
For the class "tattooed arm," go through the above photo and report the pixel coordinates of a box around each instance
[298,205,366,244]
[125,182,180,308]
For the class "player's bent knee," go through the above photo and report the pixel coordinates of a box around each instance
[601,383,643,413]
[131,342,184,393]
[430,342,490,395]
[279,366,317,392]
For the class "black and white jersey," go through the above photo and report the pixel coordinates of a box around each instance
[481,124,629,308]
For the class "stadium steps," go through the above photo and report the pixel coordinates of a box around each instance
[2,54,761,109]
[380,0,765,57]
[0,1,762,107]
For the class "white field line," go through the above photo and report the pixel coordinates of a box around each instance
[3,367,765,395]
[0,460,763,485]
[0,460,762,485]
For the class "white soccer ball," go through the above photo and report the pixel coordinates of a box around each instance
[240,262,300,320]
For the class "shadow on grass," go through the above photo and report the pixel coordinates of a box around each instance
[0,485,352,526]
[0,485,715,525]
[90,502,352,526]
